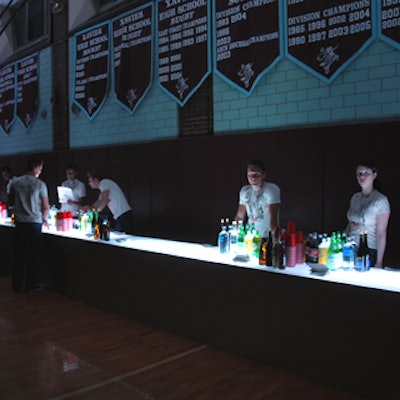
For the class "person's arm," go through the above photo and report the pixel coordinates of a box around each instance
[67,195,86,206]
[91,189,110,212]
[268,203,280,231]
[234,204,247,222]
[374,212,390,268]
[8,184,14,206]
[41,195,50,228]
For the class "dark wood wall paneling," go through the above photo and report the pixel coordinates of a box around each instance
[1,121,399,266]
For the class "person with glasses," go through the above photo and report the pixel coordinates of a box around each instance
[60,163,86,215]
[234,159,281,238]
[346,162,390,268]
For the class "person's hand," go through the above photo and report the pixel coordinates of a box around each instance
[374,261,383,268]
[42,220,49,230]
[80,205,90,212]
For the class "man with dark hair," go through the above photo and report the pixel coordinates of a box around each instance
[8,157,49,292]
[60,163,86,214]
[83,170,134,234]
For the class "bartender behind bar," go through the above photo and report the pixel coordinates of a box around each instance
[234,159,281,238]
[82,170,134,234]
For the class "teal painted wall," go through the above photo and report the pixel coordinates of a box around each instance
[1,36,399,155]
[213,40,400,133]
[0,47,53,156]
[68,38,179,148]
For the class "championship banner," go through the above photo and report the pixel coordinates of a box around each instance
[112,3,153,113]
[73,22,110,120]
[16,54,38,130]
[378,0,400,49]
[214,0,282,95]
[0,63,15,134]
[284,0,376,83]
[157,0,211,106]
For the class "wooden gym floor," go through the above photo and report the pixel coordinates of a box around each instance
[0,277,366,400]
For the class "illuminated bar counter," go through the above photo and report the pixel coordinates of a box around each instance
[1,221,399,399]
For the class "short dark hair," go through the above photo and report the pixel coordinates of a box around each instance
[87,170,104,181]
[27,157,44,172]
[66,163,78,172]
[357,162,378,174]
[247,160,266,173]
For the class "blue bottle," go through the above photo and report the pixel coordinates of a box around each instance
[218,220,230,254]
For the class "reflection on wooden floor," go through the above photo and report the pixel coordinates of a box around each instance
[0,277,365,400]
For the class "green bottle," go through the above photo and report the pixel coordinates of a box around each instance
[252,229,262,259]
[237,220,245,254]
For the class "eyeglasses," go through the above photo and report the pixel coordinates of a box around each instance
[357,171,372,177]
[247,172,262,178]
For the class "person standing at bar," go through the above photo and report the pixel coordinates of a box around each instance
[0,166,15,206]
[234,159,281,238]
[60,163,86,215]
[346,162,390,268]
[82,170,134,234]
[8,157,50,292]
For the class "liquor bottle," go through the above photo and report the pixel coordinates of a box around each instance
[259,237,267,265]
[327,231,342,271]
[101,215,110,241]
[91,209,99,236]
[342,235,355,271]
[272,227,284,269]
[266,230,273,266]
[363,230,372,271]
[318,234,329,265]
[307,232,319,263]
[237,220,245,255]
[252,229,262,259]
[244,224,254,255]
[218,219,229,254]
[229,220,238,254]
[355,230,371,271]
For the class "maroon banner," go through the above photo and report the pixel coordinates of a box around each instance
[214,0,281,94]
[112,4,153,113]
[0,63,15,134]
[74,23,109,119]
[17,54,38,130]
[157,0,211,106]
[286,0,374,82]
[380,0,400,48]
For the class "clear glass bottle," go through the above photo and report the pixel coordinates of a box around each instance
[218,219,230,254]
[229,220,238,254]
[342,235,355,271]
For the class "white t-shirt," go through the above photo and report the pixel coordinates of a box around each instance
[61,178,86,214]
[347,189,390,250]
[99,179,131,220]
[239,181,281,238]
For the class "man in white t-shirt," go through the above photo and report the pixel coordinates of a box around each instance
[83,170,134,234]
[60,163,86,215]
[234,160,281,238]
